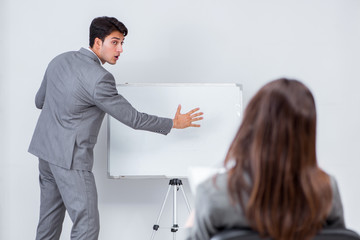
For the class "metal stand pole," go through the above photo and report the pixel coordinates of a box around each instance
[150,179,191,240]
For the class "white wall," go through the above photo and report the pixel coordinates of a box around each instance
[1,0,359,239]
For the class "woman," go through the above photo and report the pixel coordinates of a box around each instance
[185,78,345,240]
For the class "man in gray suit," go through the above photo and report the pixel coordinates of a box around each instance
[28,16,203,240]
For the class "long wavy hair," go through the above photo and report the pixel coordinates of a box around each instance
[225,78,332,240]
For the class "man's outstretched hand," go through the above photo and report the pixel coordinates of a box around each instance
[173,105,204,129]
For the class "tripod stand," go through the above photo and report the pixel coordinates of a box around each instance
[150,179,192,240]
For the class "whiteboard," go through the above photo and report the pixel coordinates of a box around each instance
[107,83,242,178]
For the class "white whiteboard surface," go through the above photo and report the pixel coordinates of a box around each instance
[107,83,242,178]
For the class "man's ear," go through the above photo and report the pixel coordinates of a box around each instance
[94,37,103,50]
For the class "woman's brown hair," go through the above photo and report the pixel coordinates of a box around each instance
[225,78,332,240]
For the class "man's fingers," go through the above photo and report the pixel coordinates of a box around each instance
[190,112,203,118]
[173,105,203,129]
[191,117,203,122]
[176,104,182,115]
[186,107,200,115]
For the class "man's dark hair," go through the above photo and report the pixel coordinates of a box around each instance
[89,16,128,47]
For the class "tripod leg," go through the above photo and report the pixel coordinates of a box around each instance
[150,179,191,240]
[172,185,178,240]
[150,185,172,240]
[173,184,178,230]
[179,185,192,213]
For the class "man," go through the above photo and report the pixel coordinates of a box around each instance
[28,16,203,240]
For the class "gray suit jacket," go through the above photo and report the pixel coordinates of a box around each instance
[185,172,345,240]
[29,48,173,171]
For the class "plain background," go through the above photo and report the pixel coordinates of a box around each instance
[1,0,359,239]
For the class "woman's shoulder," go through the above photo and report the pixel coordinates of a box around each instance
[196,171,231,205]
[326,174,341,197]
[323,173,345,228]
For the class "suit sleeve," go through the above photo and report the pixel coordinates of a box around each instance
[35,71,48,109]
[93,72,173,135]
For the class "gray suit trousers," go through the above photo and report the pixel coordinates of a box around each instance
[36,159,99,240]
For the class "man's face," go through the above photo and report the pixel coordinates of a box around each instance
[97,31,124,65]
